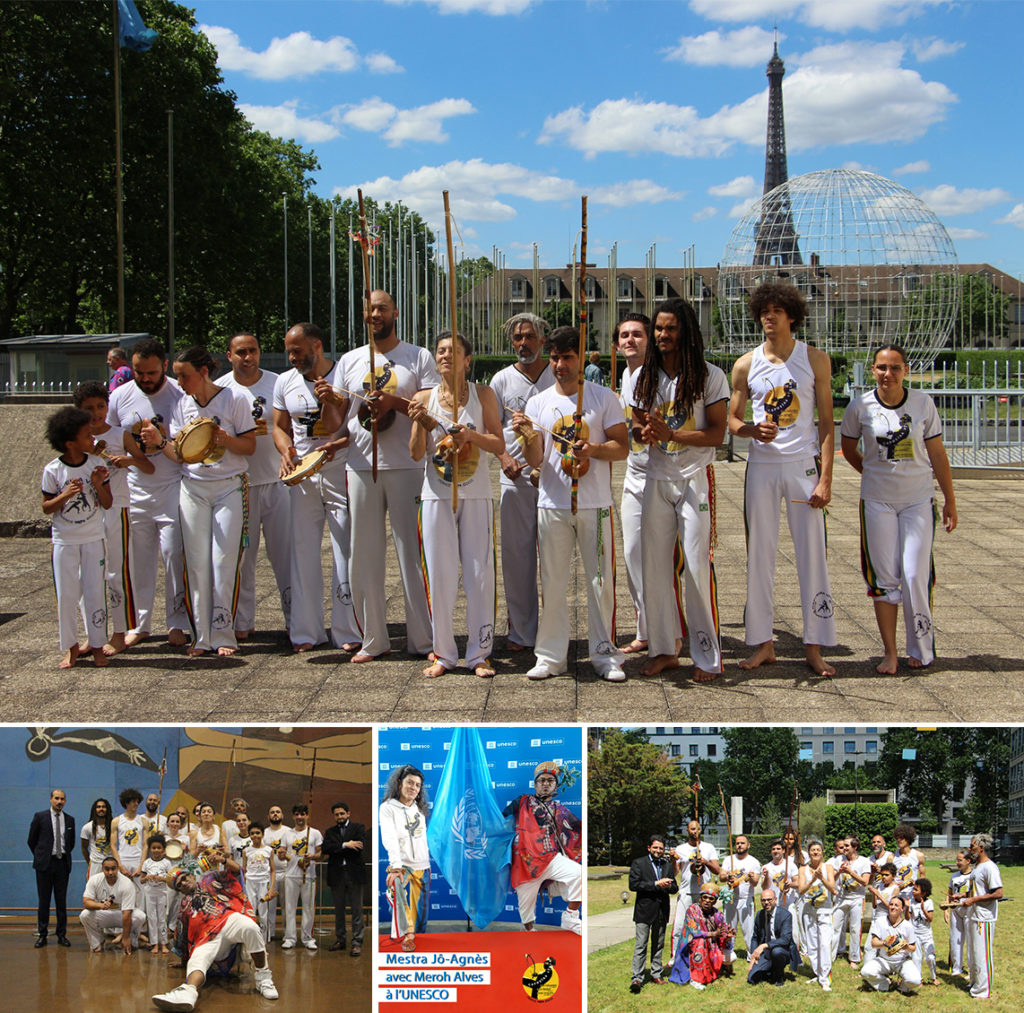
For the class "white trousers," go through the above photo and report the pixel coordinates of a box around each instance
[103,506,134,634]
[948,906,967,973]
[280,874,316,944]
[245,877,272,942]
[801,905,834,986]
[641,470,719,670]
[179,476,245,652]
[967,919,995,998]
[287,463,359,648]
[911,934,937,980]
[514,853,582,925]
[743,458,836,646]
[186,911,265,980]
[143,887,168,944]
[348,468,432,656]
[722,893,756,960]
[535,507,624,675]
[499,481,541,647]
[53,540,106,651]
[620,477,646,642]
[861,953,921,992]
[860,498,935,664]
[127,484,187,634]
[79,907,145,950]
[831,895,864,961]
[235,480,292,633]
[420,498,495,669]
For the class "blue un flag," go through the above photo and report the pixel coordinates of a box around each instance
[118,0,158,51]
[427,727,514,929]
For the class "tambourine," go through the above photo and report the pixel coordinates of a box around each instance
[173,417,219,463]
[282,448,328,486]
[164,838,185,861]
[883,934,907,956]
[435,428,472,465]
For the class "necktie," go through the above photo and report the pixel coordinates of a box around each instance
[767,912,774,941]
[55,812,63,859]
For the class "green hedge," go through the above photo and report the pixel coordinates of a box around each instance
[825,802,898,848]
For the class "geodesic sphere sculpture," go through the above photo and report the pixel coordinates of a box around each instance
[717,169,959,363]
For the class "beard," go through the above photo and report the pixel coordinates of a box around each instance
[516,346,540,366]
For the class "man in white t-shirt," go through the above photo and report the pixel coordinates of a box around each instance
[222,333,291,639]
[832,835,871,964]
[79,856,146,953]
[963,832,1002,999]
[719,834,762,962]
[513,325,628,682]
[278,804,324,950]
[263,805,291,941]
[669,819,721,957]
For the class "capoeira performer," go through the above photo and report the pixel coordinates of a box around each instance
[111,788,149,907]
[945,849,972,975]
[140,833,172,953]
[910,878,938,984]
[670,820,720,957]
[262,805,291,941]
[841,343,957,672]
[963,832,1002,1000]
[892,823,925,899]
[74,380,154,655]
[408,331,504,678]
[831,835,871,966]
[79,856,146,953]
[503,762,582,934]
[380,765,431,952]
[490,313,554,652]
[221,333,291,640]
[80,798,115,877]
[728,281,837,676]
[279,804,322,950]
[333,291,439,661]
[152,851,278,1010]
[865,861,899,960]
[512,325,628,682]
[241,822,276,943]
[141,346,254,657]
[861,895,920,994]
[106,337,188,647]
[719,833,761,963]
[272,322,356,652]
[796,838,836,991]
[633,298,728,681]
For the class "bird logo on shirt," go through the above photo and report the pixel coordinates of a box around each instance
[764,379,799,427]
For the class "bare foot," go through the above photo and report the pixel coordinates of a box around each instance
[167,628,188,647]
[187,647,209,658]
[341,642,361,652]
[103,633,126,656]
[622,639,648,654]
[693,667,718,683]
[151,944,159,953]
[124,630,150,648]
[474,662,495,678]
[506,639,529,652]
[907,656,930,669]
[59,645,80,670]
[875,653,898,675]
[217,646,237,657]
[235,628,253,642]
[423,662,447,678]
[352,649,390,664]
[805,645,836,677]
[641,653,681,676]
[739,642,776,670]
[160,945,170,954]
[91,647,109,668]
[293,642,315,653]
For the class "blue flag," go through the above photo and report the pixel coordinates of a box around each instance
[427,727,514,930]
[118,0,158,52]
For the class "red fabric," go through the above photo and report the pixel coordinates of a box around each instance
[181,868,257,954]
[509,795,581,889]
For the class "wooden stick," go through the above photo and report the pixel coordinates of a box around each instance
[302,747,318,885]
[718,783,733,883]
[220,738,236,826]
[356,189,378,482]
[443,190,460,512]
[572,196,588,515]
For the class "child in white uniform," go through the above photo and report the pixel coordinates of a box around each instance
[140,835,172,952]
[910,878,937,983]
[242,823,277,943]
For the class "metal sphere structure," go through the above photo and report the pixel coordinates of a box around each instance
[717,169,959,362]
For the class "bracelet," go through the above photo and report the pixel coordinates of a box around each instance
[386,866,403,875]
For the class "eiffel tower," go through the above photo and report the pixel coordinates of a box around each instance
[754,38,803,267]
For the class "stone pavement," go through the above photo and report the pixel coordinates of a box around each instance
[1,453,1021,724]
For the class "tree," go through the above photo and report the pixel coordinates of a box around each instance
[587,728,691,865]
[720,728,799,834]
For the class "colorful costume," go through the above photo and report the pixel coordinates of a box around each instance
[669,902,731,986]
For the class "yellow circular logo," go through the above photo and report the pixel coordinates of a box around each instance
[521,956,559,1002]
[764,380,800,428]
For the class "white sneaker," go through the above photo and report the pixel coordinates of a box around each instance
[254,968,279,1000]
[281,940,295,949]
[603,665,626,682]
[560,909,582,935]
[152,983,198,1011]
[821,983,832,992]
[528,663,564,680]
[690,980,705,990]
[304,939,317,950]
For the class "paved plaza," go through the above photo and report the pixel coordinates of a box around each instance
[2,414,1021,723]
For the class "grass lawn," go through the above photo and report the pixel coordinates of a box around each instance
[588,865,1023,1011]
[589,867,632,916]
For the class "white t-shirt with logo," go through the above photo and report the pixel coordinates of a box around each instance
[42,455,107,544]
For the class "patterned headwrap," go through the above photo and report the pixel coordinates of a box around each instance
[534,761,560,782]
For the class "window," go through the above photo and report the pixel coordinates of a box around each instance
[823,727,834,734]
[800,741,812,752]
[823,742,834,754]
[617,277,634,300]
[845,741,856,754]
[655,275,669,299]
[655,727,665,735]
[510,276,525,300]
[845,727,856,734]
[708,728,719,734]
[866,727,877,733]
[801,728,812,735]
[689,744,699,757]
[584,277,597,301]
[707,744,717,757]
[866,741,877,754]
[543,276,560,300]
[673,727,683,735]
[671,744,681,757]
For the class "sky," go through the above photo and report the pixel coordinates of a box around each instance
[190,0,1024,277]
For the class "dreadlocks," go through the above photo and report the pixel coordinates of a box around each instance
[633,297,708,419]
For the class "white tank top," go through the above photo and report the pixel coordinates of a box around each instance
[747,340,819,461]
[420,384,493,501]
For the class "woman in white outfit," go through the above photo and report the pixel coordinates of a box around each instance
[797,838,836,991]
[141,346,255,657]
[841,344,957,673]
[189,803,225,858]
[408,332,504,679]
[379,765,430,952]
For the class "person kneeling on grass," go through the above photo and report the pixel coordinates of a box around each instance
[860,896,919,994]
[152,849,277,1011]
[669,883,735,990]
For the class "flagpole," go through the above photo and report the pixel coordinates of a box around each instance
[112,0,125,334]
[167,108,174,346]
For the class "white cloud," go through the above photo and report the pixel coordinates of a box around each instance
[841,161,867,170]
[688,0,946,32]
[729,198,758,218]
[340,97,475,146]
[336,159,684,225]
[199,25,399,79]
[995,204,1024,229]
[340,98,398,133]
[239,101,339,143]
[918,184,1011,216]
[708,175,758,197]
[910,37,964,61]
[542,43,956,157]
[893,159,931,175]
[383,0,535,13]
[692,206,718,221]
[664,26,778,67]
[946,227,987,240]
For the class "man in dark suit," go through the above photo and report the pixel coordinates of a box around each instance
[322,801,366,957]
[747,887,797,985]
[629,834,678,993]
[27,788,75,947]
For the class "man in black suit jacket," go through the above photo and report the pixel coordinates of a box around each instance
[628,835,678,992]
[322,801,366,957]
[747,887,798,985]
[27,788,76,947]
